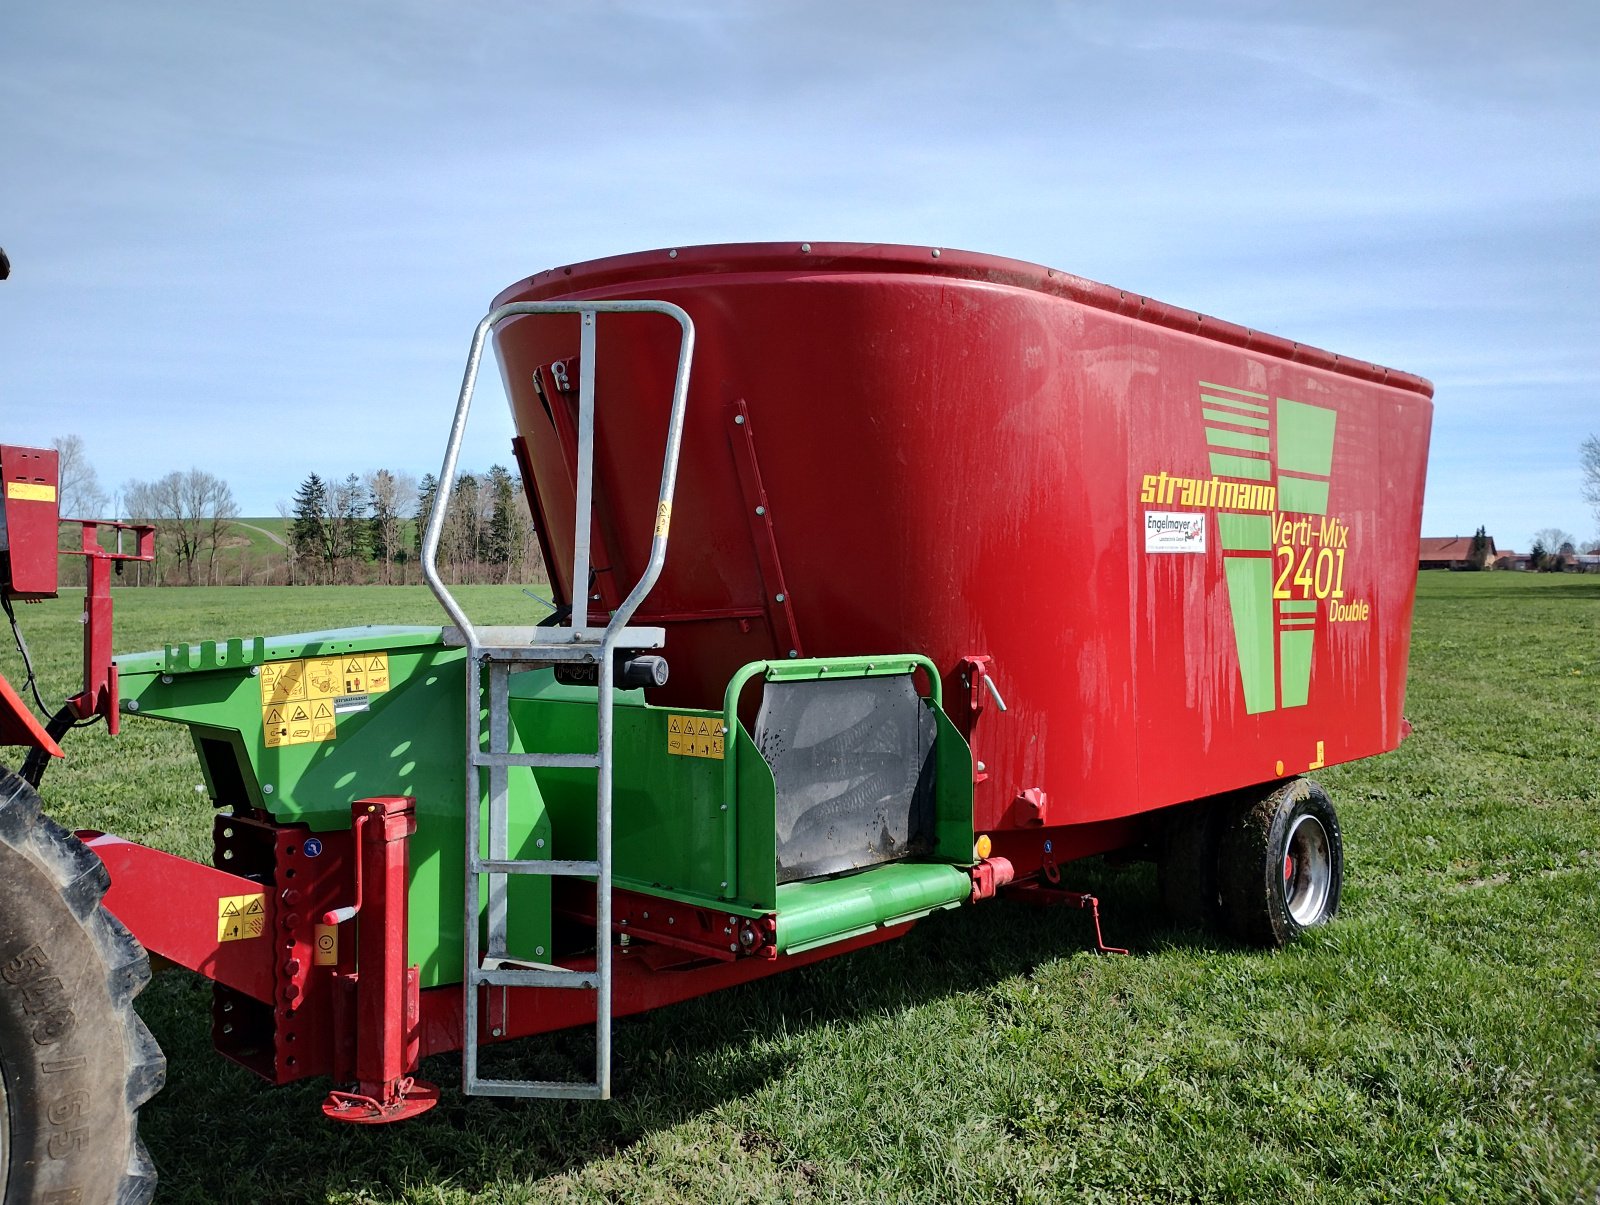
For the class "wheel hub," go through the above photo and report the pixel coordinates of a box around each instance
[1282,813,1333,925]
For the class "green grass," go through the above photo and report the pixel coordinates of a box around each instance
[3,575,1598,1203]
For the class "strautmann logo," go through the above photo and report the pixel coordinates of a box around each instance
[1139,380,1368,716]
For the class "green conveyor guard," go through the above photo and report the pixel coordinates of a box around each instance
[774,863,972,954]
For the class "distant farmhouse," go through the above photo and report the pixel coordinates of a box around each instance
[1419,535,1496,570]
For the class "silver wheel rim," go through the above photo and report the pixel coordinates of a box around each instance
[0,1052,10,1196]
[1282,813,1332,925]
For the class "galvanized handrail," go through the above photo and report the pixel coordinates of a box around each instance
[421,298,695,642]
[422,298,693,1102]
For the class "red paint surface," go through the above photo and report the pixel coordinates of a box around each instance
[493,243,1433,839]
[0,444,60,600]
[417,921,910,1055]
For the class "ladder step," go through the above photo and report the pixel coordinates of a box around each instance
[474,966,599,990]
[466,1078,605,1100]
[473,858,599,877]
[443,624,666,655]
[473,751,600,769]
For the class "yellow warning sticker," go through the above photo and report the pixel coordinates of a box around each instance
[313,924,339,966]
[258,652,388,747]
[654,500,672,539]
[666,713,725,760]
[6,481,57,503]
[258,660,307,703]
[217,893,267,942]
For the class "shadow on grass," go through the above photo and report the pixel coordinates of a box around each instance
[137,857,1216,1203]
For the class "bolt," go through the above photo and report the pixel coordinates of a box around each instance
[724,927,733,936]
[536,945,545,956]
[250,665,260,676]
[977,761,986,772]
[161,674,173,685]
[668,249,678,258]
[788,650,798,659]
[491,1026,503,1037]
[774,593,785,603]
[755,505,765,516]
[932,248,942,258]
[642,911,650,919]
[720,880,729,889]
[720,803,728,812]
[667,916,675,925]
[126,700,139,711]
[535,837,545,849]
[729,943,739,953]
[263,784,274,795]
[800,243,811,253]
[734,414,746,425]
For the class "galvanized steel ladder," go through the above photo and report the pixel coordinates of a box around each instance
[422,299,694,1099]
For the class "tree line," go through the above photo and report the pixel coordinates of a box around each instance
[284,465,537,586]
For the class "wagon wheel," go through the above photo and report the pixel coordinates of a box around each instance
[0,764,165,1205]
[1218,777,1343,948]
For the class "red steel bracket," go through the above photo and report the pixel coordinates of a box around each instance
[957,654,1007,784]
[726,400,804,658]
[1004,882,1130,956]
[62,519,154,734]
[321,795,435,1124]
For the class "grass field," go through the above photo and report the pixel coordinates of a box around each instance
[3,574,1597,1203]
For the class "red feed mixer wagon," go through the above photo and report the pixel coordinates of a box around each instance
[0,242,1431,1205]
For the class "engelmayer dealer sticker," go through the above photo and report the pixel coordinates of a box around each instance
[1145,510,1206,553]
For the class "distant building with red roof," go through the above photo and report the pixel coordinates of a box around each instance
[1419,535,1497,570]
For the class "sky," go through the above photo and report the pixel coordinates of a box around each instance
[1,0,1596,550]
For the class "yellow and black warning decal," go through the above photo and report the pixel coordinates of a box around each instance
[259,651,390,747]
[666,713,724,760]
[218,893,266,942]
[313,924,339,966]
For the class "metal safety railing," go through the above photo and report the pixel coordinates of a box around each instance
[422,299,694,1100]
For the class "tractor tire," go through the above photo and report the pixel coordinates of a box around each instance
[1218,777,1343,949]
[0,764,164,1205]
[1156,799,1223,931]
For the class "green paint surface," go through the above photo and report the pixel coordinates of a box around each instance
[1278,476,1330,515]
[1209,453,1272,481]
[1198,381,1268,401]
[1276,399,1337,476]
[1206,428,1271,454]
[1203,407,1270,429]
[1279,628,1314,708]
[1277,599,1319,613]
[1217,513,1272,552]
[118,626,550,987]
[1223,557,1276,714]
[774,863,971,954]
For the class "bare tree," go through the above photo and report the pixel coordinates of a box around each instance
[365,469,416,585]
[123,469,239,584]
[1531,527,1576,572]
[1582,435,1599,534]
[53,434,109,518]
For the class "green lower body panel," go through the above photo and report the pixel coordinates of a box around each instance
[774,862,972,954]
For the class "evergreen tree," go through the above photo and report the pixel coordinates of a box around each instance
[483,464,525,581]
[1467,526,1491,571]
[414,473,438,564]
[331,472,369,578]
[290,473,333,582]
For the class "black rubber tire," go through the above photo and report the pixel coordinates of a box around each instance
[1218,778,1343,949]
[0,764,164,1205]
[1156,799,1224,931]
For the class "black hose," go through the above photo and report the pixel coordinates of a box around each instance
[20,705,82,789]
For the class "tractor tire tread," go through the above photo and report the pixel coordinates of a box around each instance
[0,763,165,1205]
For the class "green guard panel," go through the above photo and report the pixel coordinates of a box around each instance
[774,863,972,954]
[116,627,550,988]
